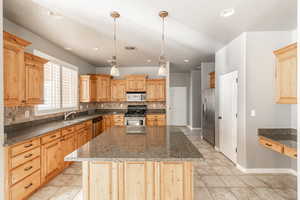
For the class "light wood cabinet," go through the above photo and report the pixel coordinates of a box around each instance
[61,132,76,168]
[274,43,297,104]
[112,114,125,126]
[41,138,62,183]
[111,80,126,101]
[4,32,31,107]
[96,74,111,102]
[126,74,147,92]
[146,114,166,126]
[83,161,193,200]
[80,75,97,102]
[103,115,112,131]
[24,52,48,105]
[259,137,283,153]
[146,79,166,101]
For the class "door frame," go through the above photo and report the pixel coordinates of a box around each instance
[219,70,238,164]
[169,87,188,126]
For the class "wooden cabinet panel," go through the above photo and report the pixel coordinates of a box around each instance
[103,115,112,131]
[126,75,147,92]
[61,133,76,168]
[11,147,40,169]
[62,126,75,136]
[80,75,97,102]
[112,114,124,126]
[10,170,40,200]
[41,130,61,144]
[283,146,297,159]
[274,43,297,104]
[97,75,111,102]
[24,53,48,105]
[146,114,166,126]
[11,138,40,157]
[3,32,31,107]
[11,157,40,185]
[41,139,62,183]
[111,80,126,101]
[146,79,166,101]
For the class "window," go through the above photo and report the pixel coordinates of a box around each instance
[34,50,78,115]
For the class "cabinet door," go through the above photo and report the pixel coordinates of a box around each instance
[111,80,126,102]
[4,42,25,106]
[41,139,62,183]
[25,63,44,105]
[135,79,146,91]
[275,44,297,104]
[77,131,86,148]
[156,80,166,101]
[146,119,155,126]
[97,76,111,102]
[80,76,90,102]
[90,77,97,102]
[146,80,157,101]
[156,115,166,126]
[61,133,76,168]
[126,79,137,91]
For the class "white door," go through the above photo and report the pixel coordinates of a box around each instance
[219,71,238,163]
[169,87,187,126]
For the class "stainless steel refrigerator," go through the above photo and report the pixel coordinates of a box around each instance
[202,88,215,146]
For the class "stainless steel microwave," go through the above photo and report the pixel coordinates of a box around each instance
[126,92,146,102]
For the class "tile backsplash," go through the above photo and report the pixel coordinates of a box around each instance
[5,102,166,125]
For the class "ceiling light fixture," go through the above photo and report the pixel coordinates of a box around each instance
[184,59,189,63]
[93,47,99,51]
[220,8,235,18]
[158,11,168,76]
[64,47,72,50]
[147,59,152,63]
[109,11,120,77]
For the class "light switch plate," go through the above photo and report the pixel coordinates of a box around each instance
[250,110,256,117]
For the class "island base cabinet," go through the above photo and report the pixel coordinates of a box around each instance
[83,161,193,200]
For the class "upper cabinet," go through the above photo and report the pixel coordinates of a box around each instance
[111,80,126,102]
[79,75,97,102]
[126,75,147,92]
[4,32,31,106]
[24,53,48,105]
[274,43,297,104]
[96,75,111,102]
[146,79,166,101]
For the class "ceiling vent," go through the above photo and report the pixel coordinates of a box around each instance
[124,46,136,50]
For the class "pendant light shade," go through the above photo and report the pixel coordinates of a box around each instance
[110,11,120,76]
[158,11,168,76]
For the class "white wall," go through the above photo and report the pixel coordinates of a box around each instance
[96,66,160,78]
[169,72,190,125]
[4,18,96,75]
[0,0,4,198]
[190,70,201,128]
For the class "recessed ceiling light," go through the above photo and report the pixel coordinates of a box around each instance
[184,59,189,63]
[47,10,63,19]
[220,8,235,18]
[65,47,72,50]
[93,47,99,51]
[147,59,152,63]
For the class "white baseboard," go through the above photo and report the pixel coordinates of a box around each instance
[214,146,220,152]
[187,125,201,130]
[236,164,297,176]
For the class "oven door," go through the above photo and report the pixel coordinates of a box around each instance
[125,117,145,126]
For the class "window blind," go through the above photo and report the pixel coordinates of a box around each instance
[62,66,78,109]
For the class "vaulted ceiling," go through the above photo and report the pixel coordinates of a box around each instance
[4,0,297,72]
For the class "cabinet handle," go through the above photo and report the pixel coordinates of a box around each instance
[50,135,57,138]
[294,154,297,158]
[22,100,26,103]
[24,144,33,148]
[24,153,33,158]
[24,183,33,189]
[24,166,33,171]
[265,143,272,147]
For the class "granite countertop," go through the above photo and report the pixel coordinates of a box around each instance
[258,128,297,149]
[65,126,203,162]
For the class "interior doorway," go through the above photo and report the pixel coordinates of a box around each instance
[219,71,238,163]
[169,87,187,126]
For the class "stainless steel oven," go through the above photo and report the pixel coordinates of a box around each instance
[125,117,145,126]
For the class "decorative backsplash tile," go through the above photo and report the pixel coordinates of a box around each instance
[4,102,166,125]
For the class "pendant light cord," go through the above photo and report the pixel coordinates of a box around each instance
[161,17,165,57]
[114,18,117,62]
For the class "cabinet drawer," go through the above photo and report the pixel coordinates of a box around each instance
[62,126,75,136]
[41,130,61,144]
[156,114,166,120]
[11,147,40,169]
[259,137,283,153]
[11,139,40,157]
[11,157,40,185]
[75,122,86,131]
[10,170,40,200]
[85,120,92,127]
[284,146,297,159]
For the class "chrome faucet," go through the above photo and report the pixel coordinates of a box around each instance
[64,111,76,120]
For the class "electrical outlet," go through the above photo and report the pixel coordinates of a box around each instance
[25,110,30,118]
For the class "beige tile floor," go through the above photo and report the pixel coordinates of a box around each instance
[29,127,297,200]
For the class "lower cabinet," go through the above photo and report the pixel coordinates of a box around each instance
[83,161,193,200]
[41,138,62,183]
[146,114,166,126]
[61,133,76,168]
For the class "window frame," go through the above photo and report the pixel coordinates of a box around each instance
[34,50,79,116]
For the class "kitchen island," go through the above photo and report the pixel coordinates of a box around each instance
[65,126,202,200]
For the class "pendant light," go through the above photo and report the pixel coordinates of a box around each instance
[158,11,168,76]
[110,11,120,76]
